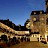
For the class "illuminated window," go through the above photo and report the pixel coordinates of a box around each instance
[42,23,44,25]
[42,18,44,20]
[40,11,42,14]
[34,12,36,14]
[40,18,44,20]
[33,18,36,21]
[25,31,29,34]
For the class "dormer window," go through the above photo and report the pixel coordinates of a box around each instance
[40,11,42,14]
[34,12,36,15]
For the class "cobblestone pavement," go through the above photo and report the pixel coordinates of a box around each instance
[8,42,48,48]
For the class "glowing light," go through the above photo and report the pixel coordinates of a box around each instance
[34,12,36,14]
[40,11,42,14]
[31,24,33,26]
[33,18,36,21]
[46,31,48,32]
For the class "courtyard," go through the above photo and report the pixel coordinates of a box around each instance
[8,41,48,48]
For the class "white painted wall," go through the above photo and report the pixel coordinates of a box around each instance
[30,34,39,41]
[30,37,38,41]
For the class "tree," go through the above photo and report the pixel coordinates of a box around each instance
[24,19,30,29]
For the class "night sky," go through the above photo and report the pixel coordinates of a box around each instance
[0,0,46,26]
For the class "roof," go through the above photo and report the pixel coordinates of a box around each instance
[0,19,30,31]
[15,26,30,31]
[30,10,46,15]
[0,19,16,30]
[30,32,40,34]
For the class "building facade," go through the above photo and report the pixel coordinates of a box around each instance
[30,11,46,36]
[30,0,48,42]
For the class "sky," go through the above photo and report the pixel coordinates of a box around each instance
[0,0,46,26]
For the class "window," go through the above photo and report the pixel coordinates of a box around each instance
[40,18,44,20]
[42,18,44,20]
[35,34,37,37]
[42,23,44,25]
[33,35,34,37]
[40,11,42,14]
[34,12,36,14]
[33,18,36,21]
